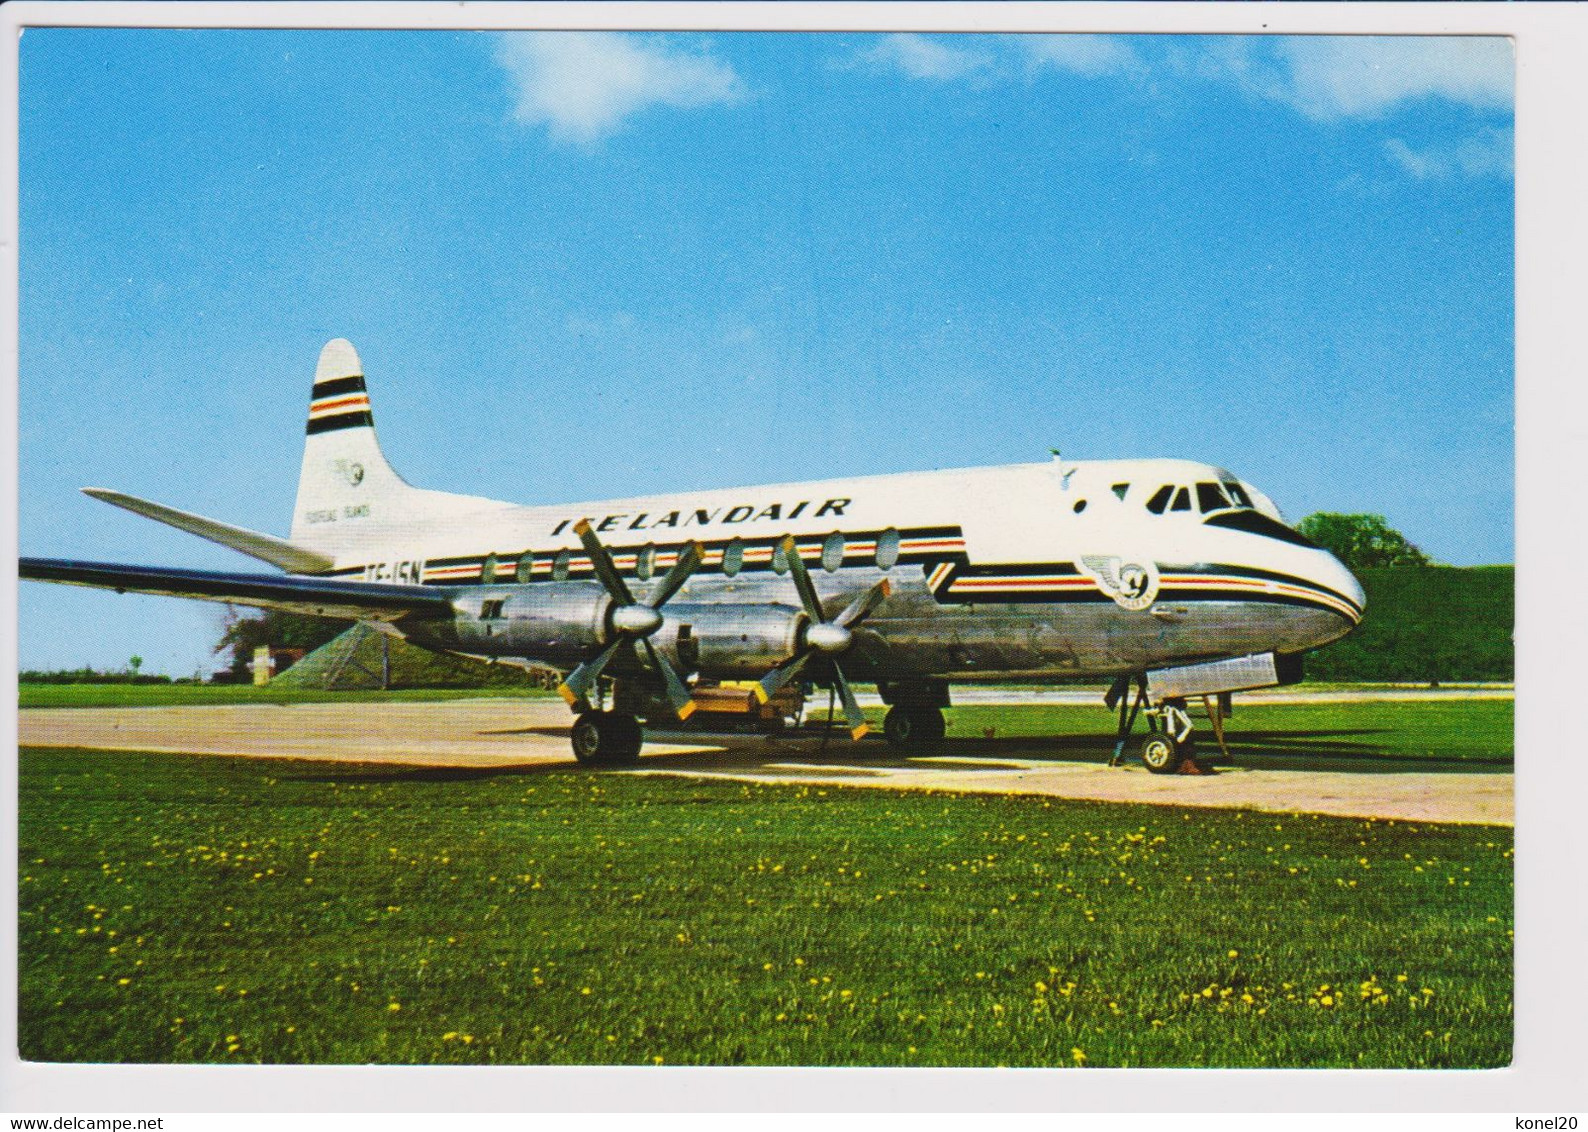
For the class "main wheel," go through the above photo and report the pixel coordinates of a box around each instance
[1139,731,1184,775]
[570,711,643,767]
[883,705,947,749]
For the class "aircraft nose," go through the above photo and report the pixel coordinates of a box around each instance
[1312,550,1366,630]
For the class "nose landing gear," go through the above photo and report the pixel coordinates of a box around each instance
[1107,676,1210,775]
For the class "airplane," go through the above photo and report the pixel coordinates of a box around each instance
[20,339,1365,773]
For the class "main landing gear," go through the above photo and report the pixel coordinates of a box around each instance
[883,705,946,749]
[878,679,951,751]
[570,710,643,767]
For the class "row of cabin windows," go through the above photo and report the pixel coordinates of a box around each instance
[477,528,903,584]
[1143,480,1254,516]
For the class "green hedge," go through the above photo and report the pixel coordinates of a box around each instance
[1308,566,1513,682]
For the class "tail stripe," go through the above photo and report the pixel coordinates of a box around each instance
[311,375,367,399]
[306,409,374,435]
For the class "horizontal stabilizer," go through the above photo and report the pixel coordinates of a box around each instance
[20,558,455,623]
[82,488,335,573]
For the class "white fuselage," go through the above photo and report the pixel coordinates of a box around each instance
[301,457,1364,684]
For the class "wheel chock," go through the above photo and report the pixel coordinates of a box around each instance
[1177,755,1215,775]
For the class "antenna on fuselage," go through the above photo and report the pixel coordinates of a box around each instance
[1050,448,1076,490]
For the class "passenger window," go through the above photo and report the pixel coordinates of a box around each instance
[553,549,572,581]
[481,553,498,584]
[1170,487,1191,512]
[822,532,845,573]
[1146,485,1173,514]
[635,544,656,581]
[876,528,900,571]
[1073,499,1087,514]
[1196,482,1230,513]
[723,538,745,577]
[1111,483,1129,501]
[515,554,533,584]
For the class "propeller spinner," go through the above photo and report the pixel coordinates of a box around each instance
[754,534,891,740]
[557,520,703,720]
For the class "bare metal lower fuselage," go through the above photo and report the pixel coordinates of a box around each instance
[415,566,1352,691]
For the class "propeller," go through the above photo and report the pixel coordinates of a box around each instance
[557,520,703,720]
[754,534,891,740]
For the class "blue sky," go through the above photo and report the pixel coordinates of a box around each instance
[17,30,1514,675]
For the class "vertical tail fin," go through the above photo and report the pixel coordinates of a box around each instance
[289,340,509,549]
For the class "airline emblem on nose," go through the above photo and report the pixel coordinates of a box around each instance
[1080,555,1160,612]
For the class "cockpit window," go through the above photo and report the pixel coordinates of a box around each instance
[1196,482,1231,514]
[1204,509,1319,548]
[1224,482,1253,508]
[1170,487,1191,512]
[1146,485,1173,514]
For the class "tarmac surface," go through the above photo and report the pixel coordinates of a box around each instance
[18,696,1513,826]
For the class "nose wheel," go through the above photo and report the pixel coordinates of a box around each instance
[1138,730,1193,775]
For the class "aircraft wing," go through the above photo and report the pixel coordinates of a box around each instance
[19,558,456,624]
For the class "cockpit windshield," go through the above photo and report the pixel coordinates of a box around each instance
[1145,480,1254,516]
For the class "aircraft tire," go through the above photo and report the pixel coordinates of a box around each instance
[571,711,642,767]
[883,706,946,749]
[1139,731,1184,775]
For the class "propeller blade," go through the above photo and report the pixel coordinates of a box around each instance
[835,577,893,629]
[558,638,625,708]
[641,638,697,721]
[779,534,825,621]
[647,540,704,609]
[574,519,635,607]
[754,649,811,705]
[830,662,871,741]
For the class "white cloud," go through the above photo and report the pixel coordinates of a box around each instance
[1268,37,1513,121]
[1384,127,1514,180]
[1017,34,1146,79]
[494,32,745,143]
[856,33,990,81]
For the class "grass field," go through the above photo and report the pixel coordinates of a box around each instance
[18,742,1512,1068]
[18,684,557,709]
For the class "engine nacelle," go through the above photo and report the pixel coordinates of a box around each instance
[653,602,807,679]
[407,582,611,664]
